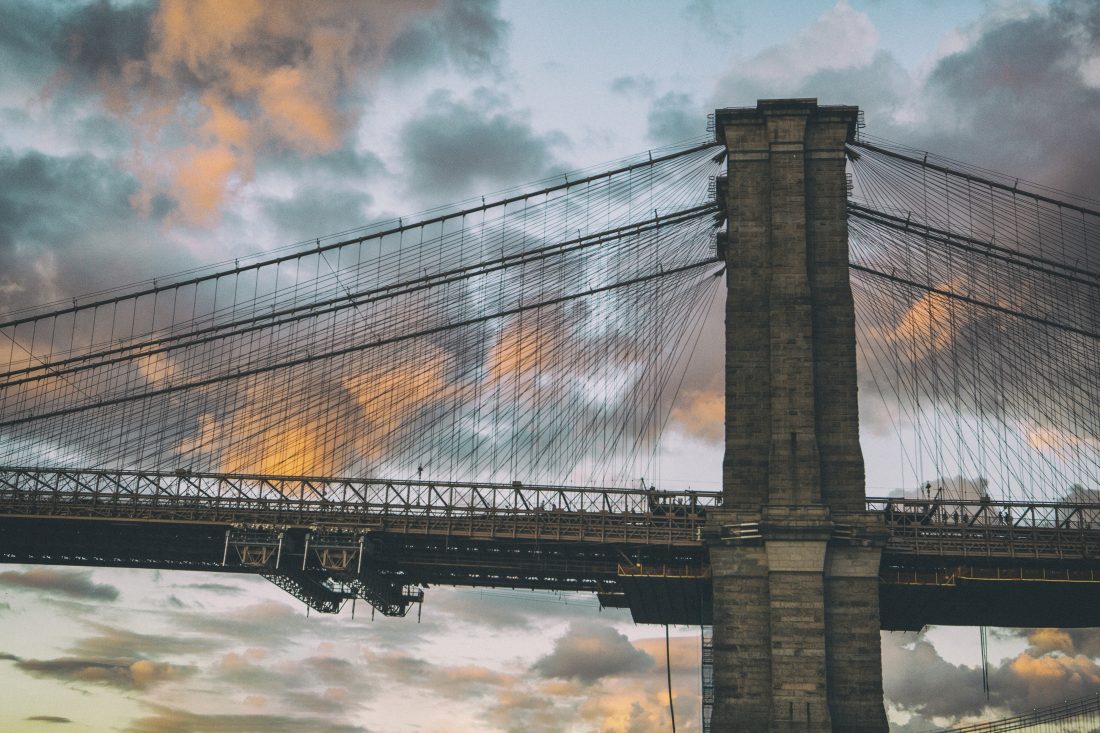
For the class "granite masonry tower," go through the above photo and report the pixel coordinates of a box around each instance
[706,99,889,732]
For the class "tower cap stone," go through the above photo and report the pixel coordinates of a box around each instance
[714,98,859,145]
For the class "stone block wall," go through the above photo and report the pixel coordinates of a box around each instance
[708,99,888,733]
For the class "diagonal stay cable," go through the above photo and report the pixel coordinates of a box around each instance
[849,264,1100,342]
[849,140,1100,220]
[0,142,720,332]
[0,258,719,428]
[848,203,1100,284]
[0,205,717,387]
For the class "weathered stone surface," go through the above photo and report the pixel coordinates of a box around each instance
[708,99,888,732]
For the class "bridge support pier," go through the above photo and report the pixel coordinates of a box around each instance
[706,99,888,732]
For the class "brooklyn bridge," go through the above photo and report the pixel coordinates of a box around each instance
[1,100,1097,732]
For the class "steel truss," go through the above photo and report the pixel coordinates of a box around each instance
[4,467,1100,624]
[0,466,715,546]
[870,496,1100,561]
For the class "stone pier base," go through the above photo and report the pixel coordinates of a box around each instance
[707,99,888,732]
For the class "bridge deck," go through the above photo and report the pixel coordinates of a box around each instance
[2,468,1098,627]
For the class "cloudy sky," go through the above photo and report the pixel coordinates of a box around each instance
[1,0,1100,731]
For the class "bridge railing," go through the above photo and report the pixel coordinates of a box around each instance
[870,497,1100,560]
[0,466,724,545]
[867,497,1100,530]
[5,471,1100,555]
[0,466,723,514]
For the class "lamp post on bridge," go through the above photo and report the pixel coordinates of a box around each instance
[704,99,889,732]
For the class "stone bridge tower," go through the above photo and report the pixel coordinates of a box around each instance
[706,99,889,732]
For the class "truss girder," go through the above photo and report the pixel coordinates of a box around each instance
[261,569,349,614]
[870,497,1100,561]
[3,469,1100,568]
[0,467,714,546]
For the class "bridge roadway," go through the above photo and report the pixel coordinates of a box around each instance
[1,467,1098,628]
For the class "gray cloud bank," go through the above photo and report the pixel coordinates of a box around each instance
[0,568,119,601]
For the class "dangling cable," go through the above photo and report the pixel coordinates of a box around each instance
[980,626,990,700]
[666,623,677,732]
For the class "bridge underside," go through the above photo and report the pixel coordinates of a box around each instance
[0,515,712,622]
[4,514,1100,631]
[880,581,1100,630]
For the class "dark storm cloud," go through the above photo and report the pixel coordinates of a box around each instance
[385,0,509,78]
[531,621,654,683]
[51,0,153,78]
[0,149,189,315]
[915,0,1100,197]
[434,0,509,75]
[0,1,63,78]
[25,716,72,724]
[647,92,704,145]
[0,1,151,80]
[0,568,119,601]
[798,51,910,128]
[710,0,1100,201]
[0,150,130,252]
[399,90,565,202]
[0,1,156,118]
[8,2,440,225]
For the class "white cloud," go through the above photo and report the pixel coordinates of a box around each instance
[735,1,878,86]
